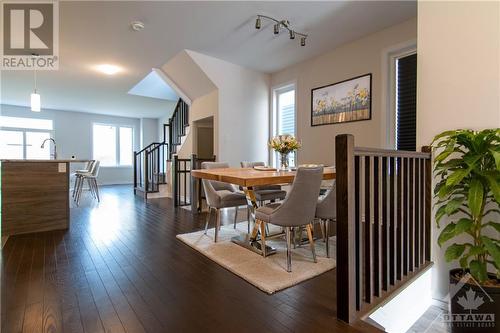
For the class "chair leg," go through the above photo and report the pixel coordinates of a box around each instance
[233,206,238,229]
[93,179,100,202]
[319,219,325,241]
[214,208,220,242]
[324,219,330,258]
[285,227,292,272]
[72,175,78,197]
[204,207,212,234]
[260,221,267,258]
[88,178,95,198]
[306,224,317,263]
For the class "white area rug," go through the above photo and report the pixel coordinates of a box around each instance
[176,222,336,294]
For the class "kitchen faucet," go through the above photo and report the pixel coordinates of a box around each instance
[41,138,57,160]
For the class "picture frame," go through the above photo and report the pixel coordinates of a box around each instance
[311,73,372,126]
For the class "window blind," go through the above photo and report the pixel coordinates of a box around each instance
[396,53,417,151]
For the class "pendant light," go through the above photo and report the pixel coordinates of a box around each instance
[31,66,40,112]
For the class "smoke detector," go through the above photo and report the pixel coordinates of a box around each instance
[131,21,145,31]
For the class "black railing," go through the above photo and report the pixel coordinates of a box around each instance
[167,99,189,160]
[172,154,215,207]
[134,142,168,196]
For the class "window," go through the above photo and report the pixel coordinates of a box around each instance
[271,84,296,167]
[0,116,53,159]
[395,53,417,151]
[92,124,133,167]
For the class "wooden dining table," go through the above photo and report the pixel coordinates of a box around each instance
[191,167,336,255]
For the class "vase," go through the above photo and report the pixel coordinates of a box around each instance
[279,152,289,171]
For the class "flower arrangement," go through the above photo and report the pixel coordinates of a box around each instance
[268,134,301,154]
[268,135,301,170]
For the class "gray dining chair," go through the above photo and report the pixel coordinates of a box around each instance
[315,181,336,258]
[75,160,100,206]
[255,166,323,272]
[240,161,287,204]
[201,162,248,242]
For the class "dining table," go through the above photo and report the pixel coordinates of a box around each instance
[191,166,336,256]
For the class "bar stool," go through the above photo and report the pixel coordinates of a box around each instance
[75,160,100,206]
[72,160,94,198]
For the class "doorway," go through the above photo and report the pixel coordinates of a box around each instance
[193,116,214,159]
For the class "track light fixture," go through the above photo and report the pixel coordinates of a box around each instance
[255,15,307,46]
[255,17,261,29]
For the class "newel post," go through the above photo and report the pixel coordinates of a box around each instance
[421,146,432,262]
[335,134,357,323]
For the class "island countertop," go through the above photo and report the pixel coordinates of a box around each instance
[1,159,90,163]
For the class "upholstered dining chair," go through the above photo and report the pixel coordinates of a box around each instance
[315,181,336,258]
[240,161,287,204]
[201,162,248,242]
[254,166,323,272]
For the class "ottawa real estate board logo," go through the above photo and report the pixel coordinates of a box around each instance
[1,1,59,70]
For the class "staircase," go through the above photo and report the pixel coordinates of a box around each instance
[168,99,190,159]
[133,98,190,200]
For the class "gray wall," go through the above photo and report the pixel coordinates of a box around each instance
[1,104,141,185]
[140,118,159,147]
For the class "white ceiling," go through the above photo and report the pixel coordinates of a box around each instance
[0,1,416,119]
[128,70,179,101]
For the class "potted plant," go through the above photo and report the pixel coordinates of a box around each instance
[268,134,301,171]
[432,129,499,332]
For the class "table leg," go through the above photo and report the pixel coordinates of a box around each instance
[230,186,277,256]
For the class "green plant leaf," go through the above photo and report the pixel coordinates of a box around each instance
[432,130,458,145]
[459,257,468,268]
[445,197,464,215]
[446,169,470,187]
[438,223,456,246]
[444,244,466,262]
[485,174,500,204]
[435,205,447,227]
[469,260,488,283]
[482,236,500,270]
[489,149,500,170]
[468,245,485,257]
[484,221,500,233]
[468,179,484,218]
[455,218,473,236]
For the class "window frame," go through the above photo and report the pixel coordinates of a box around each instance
[92,123,134,168]
[0,116,54,159]
[270,82,297,167]
[385,44,417,149]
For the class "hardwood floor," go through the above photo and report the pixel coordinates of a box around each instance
[1,185,377,333]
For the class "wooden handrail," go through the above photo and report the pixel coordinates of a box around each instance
[335,134,433,324]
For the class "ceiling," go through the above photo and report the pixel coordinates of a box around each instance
[0,1,416,119]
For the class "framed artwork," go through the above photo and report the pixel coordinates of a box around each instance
[311,73,372,126]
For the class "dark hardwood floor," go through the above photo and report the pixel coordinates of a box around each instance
[1,185,377,333]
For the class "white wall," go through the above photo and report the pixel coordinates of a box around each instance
[140,118,158,147]
[271,19,417,165]
[188,51,270,166]
[417,1,500,298]
[0,104,141,185]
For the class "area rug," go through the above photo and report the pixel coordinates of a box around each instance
[176,222,336,294]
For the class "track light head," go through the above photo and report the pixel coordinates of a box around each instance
[300,37,306,46]
[289,30,295,39]
[273,23,280,34]
[255,17,261,29]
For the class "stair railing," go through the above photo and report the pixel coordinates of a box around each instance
[167,99,189,160]
[134,142,168,196]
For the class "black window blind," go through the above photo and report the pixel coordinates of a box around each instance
[396,53,417,151]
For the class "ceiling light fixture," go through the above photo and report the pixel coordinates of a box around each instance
[255,15,308,46]
[31,54,41,112]
[95,64,122,75]
[131,21,145,31]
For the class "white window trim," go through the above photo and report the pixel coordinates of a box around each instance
[92,123,134,168]
[381,40,417,149]
[1,128,54,159]
[270,81,297,167]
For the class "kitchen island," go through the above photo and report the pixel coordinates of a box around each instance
[1,159,88,240]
